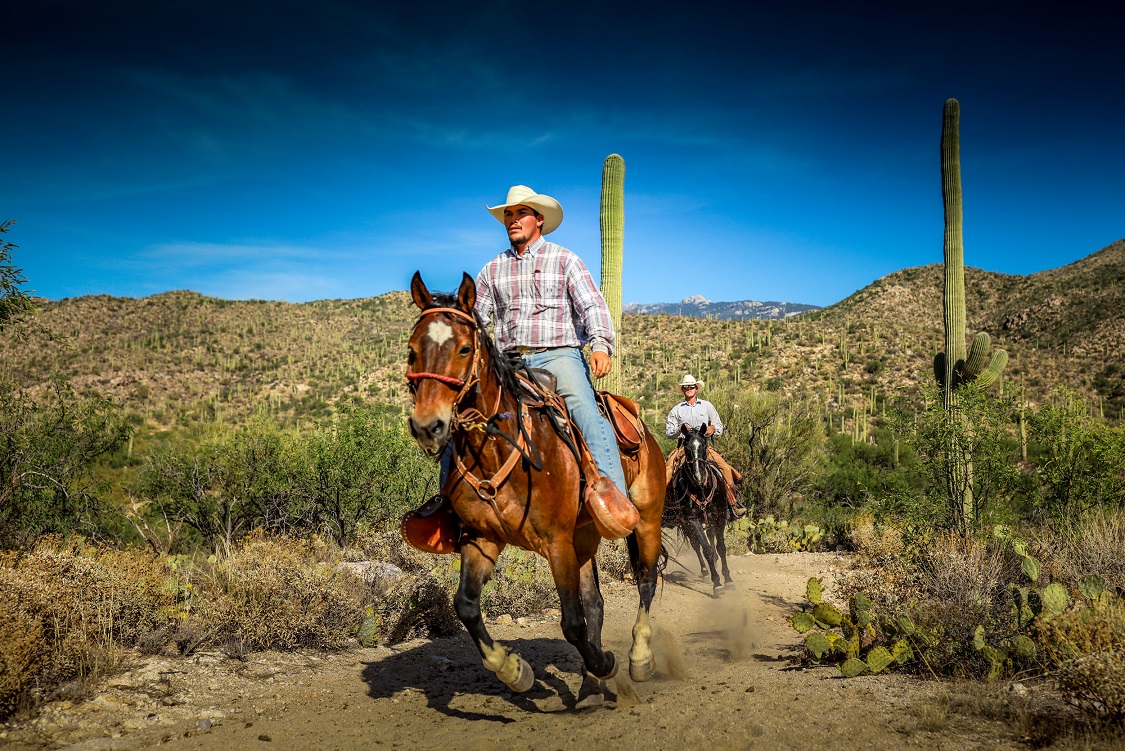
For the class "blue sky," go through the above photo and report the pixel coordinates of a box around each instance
[5,1,1122,307]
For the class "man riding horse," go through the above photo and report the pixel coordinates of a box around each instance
[410,184,637,531]
[665,374,747,519]
[402,185,666,702]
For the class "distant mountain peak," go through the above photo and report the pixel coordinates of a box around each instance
[622,296,821,320]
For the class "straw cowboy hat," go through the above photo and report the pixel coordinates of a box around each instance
[487,185,564,235]
[678,374,704,389]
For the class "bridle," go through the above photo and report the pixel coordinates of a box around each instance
[405,306,483,422]
[675,430,719,510]
[405,305,541,515]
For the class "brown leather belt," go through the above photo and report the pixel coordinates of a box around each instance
[506,346,550,355]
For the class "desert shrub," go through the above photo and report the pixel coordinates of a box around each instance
[300,403,438,545]
[0,538,171,719]
[846,510,906,561]
[480,548,560,619]
[191,533,364,650]
[133,407,437,551]
[596,538,634,581]
[1040,597,1125,718]
[134,420,303,551]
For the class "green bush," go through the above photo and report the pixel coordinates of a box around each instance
[0,378,131,548]
[1027,388,1125,521]
[132,406,437,550]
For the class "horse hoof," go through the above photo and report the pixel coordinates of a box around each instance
[712,584,725,597]
[592,651,618,681]
[499,654,535,693]
[629,656,656,682]
[575,692,605,710]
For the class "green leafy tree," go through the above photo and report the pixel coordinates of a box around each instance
[1028,388,1125,520]
[907,384,1021,528]
[0,378,130,547]
[707,387,826,518]
[0,220,36,332]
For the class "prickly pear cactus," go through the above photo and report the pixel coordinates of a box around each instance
[789,578,930,677]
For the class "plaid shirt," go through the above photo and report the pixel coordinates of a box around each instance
[475,237,615,355]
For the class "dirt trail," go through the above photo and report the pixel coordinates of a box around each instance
[4,550,1042,751]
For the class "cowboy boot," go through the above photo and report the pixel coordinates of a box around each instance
[586,477,640,540]
[724,484,747,519]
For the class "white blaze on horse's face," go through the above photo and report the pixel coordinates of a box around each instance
[427,320,454,348]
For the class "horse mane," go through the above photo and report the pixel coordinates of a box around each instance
[424,292,521,397]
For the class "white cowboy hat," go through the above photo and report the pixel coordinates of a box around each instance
[486,185,564,235]
[678,374,703,389]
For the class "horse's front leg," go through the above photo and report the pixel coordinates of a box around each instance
[687,517,723,594]
[548,541,616,683]
[455,537,534,693]
[682,519,708,579]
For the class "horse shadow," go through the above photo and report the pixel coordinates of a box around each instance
[361,632,614,719]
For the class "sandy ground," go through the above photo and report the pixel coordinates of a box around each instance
[2,549,1055,751]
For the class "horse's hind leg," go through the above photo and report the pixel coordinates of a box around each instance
[455,537,535,693]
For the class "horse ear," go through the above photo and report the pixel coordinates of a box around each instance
[680,424,689,436]
[457,272,476,312]
[410,271,433,310]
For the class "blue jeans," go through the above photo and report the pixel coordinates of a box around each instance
[439,347,628,495]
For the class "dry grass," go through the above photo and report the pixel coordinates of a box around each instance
[188,532,365,651]
[0,538,171,718]
[846,510,905,560]
[1040,597,1125,719]
[1040,507,1125,595]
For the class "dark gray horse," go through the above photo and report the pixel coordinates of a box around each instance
[664,423,734,594]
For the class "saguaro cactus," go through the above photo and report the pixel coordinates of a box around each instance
[934,98,1008,529]
[598,153,625,395]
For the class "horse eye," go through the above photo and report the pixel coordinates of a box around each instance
[407,349,416,365]
[458,344,472,356]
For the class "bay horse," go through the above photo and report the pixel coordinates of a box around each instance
[665,423,734,594]
[405,272,666,706]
